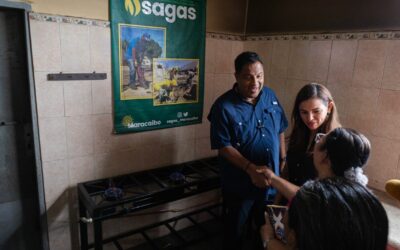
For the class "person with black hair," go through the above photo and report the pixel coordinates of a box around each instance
[262,178,389,250]
[264,127,370,200]
[313,127,369,185]
[208,51,288,250]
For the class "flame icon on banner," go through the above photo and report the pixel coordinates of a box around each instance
[124,0,141,16]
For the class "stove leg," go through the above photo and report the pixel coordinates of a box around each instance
[79,200,88,250]
[94,220,103,250]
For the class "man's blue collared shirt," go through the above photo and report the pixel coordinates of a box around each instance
[208,85,288,199]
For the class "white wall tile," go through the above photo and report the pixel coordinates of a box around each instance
[367,136,400,190]
[176,125,196,141]
[214,40,233,74]
[65,115,94,157]
[64,82,92,116]
[90,26,111,72]
[270,40,290,78]
[257,41,274,81]
[93,153,112,179]
[30,20,62,72]
[48,221,71,250]
[92,114,113,153]
[42,159,69,208]
[283,78,309,114]
[169,139,196,164]
[92,77,112,114]
[68,155,95,185]
[60,23,91,72]
[371,113,400,141]
[94,149,144,179]
[287,40,310,79]
[111,132,142,152]
[243,41,259,53]
[213,73,233,101]
[327,40,358,87]
[204,73,215,115]
[195,137,216,159]
[265,76,286,107]
[353,40,388,88]
[194,121,210,139]
[328,84,351,118]
[382,40,400,90]
[376,89,400,116]
[205,38,217,74]
[307,40,331,82]
[36,84,65,118]
[141,129,164,146]
[141,144,172,169]
[345,86,380,118]
[38,117,67,161]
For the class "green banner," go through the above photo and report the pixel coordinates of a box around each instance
[110,0,206,133]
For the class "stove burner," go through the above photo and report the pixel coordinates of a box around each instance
[78,157,221,250]
[103,187,123,201]
[79,157,220,218]
[169,171,185,185]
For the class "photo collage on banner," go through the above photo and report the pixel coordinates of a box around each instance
[110,0,205,133]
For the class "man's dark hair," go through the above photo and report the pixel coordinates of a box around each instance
[289,178,388,250]
[234,51,263,73]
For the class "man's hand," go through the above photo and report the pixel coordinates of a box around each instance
[256,167,275,186]
[247,165,270,188]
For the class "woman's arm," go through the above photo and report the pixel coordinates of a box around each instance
[264,169,300,201]
[279,133,287,172]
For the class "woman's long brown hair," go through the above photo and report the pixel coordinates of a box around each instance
[287,83,341,154]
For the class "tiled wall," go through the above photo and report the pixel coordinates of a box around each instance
[243,33,400,192]
[30,12,400,249]
[29,13,218,250]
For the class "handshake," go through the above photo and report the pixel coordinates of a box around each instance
[248,164,276,189]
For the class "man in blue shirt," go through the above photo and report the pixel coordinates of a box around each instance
[208,51,288,250]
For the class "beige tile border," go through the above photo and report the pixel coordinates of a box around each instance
[246,31,400,41]
[29,12,400,41]
[29,12,110,28]
[206,32,244,41]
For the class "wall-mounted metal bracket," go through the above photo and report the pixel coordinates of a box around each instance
[47,72,107,81]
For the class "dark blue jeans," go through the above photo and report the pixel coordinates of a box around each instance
[222,194,265,250]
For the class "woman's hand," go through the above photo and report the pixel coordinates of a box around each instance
[257,167,276,185]
[247,164,270,188]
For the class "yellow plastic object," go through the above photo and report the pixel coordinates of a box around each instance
[385,179,400,202]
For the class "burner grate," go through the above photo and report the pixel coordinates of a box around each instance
[78,157,220,220]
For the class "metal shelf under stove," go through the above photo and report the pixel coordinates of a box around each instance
[78,156,221,250]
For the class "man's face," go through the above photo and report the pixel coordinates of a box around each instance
[235,61,264,101]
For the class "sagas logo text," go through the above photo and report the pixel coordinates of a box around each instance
[124,0,197,23]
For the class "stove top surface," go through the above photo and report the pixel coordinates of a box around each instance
[78,157,220,218]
